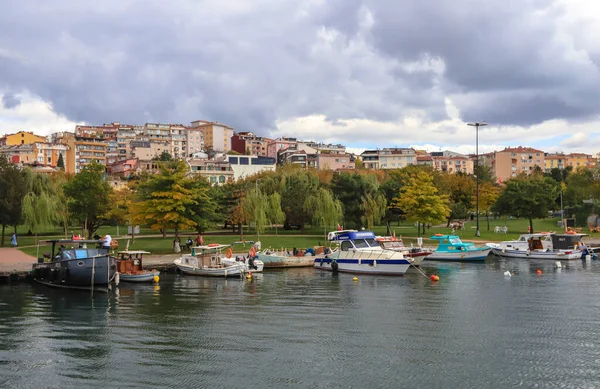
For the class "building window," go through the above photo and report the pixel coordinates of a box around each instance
[240,157,249,165]
[219,176,225,183]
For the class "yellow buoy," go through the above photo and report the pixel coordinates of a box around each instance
[353,277,358,281]
[153,275,160,283]
[246,273,252,279]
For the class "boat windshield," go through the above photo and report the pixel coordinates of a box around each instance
[354,238,378,248]
[449,237,462,245]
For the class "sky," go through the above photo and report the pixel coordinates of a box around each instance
[1,0,599,156]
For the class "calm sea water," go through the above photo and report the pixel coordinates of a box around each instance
[2,258,600,388]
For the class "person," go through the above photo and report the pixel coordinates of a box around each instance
[173,237,181,253]
[10,233,17,247]
[186,238,194,251]
[102,234,112,249]
[195,234,204,246]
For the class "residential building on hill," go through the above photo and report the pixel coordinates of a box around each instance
[267,137,298,159]
[0,142,69,171]
[0,131,46,146]
[488,146,545,183]
[566,153,594,169]
[544,153,567,172]
[231,132,270,156]
[316,152,355,170]
[190,120,233,152]
[359,148,417,169]
[186,126,205,156]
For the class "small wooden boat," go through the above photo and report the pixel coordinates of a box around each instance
[486,233,583,260]
[116,250,160,282]
[174,244,245,277]
[255,249,316,268]
[425,235,491,261]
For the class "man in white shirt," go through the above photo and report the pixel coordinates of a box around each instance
[102,234,112,249]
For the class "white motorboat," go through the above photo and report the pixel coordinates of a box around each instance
[314,230,413,275]
[220,253,264,273]
[486,232,583,260]
[174,244,246,277]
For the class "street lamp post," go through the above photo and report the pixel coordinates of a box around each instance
[467,121,487,237]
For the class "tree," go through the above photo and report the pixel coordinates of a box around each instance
[21,168,60,242]
[56,153,65,171]
[330,173,384,229]
[131,161,209,243]
[0,157,27,245]
[153,151,173,161]
[50,172,71,238]
[266,192,286,236]
[478,182,501,231]
[438,172,475,225]
[360,193,387,229]
[64,162,113,238]
[280,169,319,230]
[492,175,558,233]
[240,187,268,241]
[389,171,451,236]
[303,188,343,239]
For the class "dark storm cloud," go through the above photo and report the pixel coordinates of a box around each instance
[1,93,21,109]
[0,0,598,133]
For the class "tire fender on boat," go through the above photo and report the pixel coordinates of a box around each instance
[331,260,338,271]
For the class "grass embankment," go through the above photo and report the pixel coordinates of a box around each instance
[15,217,571,258]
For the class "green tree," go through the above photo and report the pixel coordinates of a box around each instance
[132,161,210,243]
[241,187,268,241]
[280,169,319,230]
[330,173,383,229]
[64,162,113,238]
[360,193,387,229]
[266,192,286,236]
[21,168,60,242]
[0,157,27,245]
[303,187,343,239]
[50,172,71,238]
[56,153,65,171]
[390,171,451,236]
[492,175,558,233]
[478,181,501,231]
[153,151,173,161]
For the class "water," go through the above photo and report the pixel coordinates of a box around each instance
[2,258,600,388]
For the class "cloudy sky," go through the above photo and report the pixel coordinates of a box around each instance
[1,0,599,155]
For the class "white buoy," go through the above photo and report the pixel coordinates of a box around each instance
[503,271,512,277]
[555,261,562,269]
[586,255,591,262]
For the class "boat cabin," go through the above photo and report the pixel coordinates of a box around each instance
[430,235,475,251]
[117,250,150,274]
[328,230,382,252]
[552,233,587,250]
[185,244,231,268]
[39,239,110,263]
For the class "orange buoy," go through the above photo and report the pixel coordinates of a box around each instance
[430,274,440,281]
[225,247,233,258]
[536,269,542,275]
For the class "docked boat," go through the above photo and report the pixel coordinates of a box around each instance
[32,239,117,290]
[375,236,432,266]
[425,235,491,261]
[116,250,160,282]
[220,246,265,272]
[314,230,413,275]
[486,233,583,260]
[255,249,316,268]
[174,244,246,277]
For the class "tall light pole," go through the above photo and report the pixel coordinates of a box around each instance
[467,121,487,237]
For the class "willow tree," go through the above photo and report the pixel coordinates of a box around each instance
[0,157,26,245]
[241,187,268,241]
[50,172,71,238]
[21,169,59,244]
[360,193,387,230]
[390,171,451,237]
[303,187,343,239]
[266,192,286,236]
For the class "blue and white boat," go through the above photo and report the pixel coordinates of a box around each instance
[116,250,160,282]
[313,230,412,275]
[425,235,491,261]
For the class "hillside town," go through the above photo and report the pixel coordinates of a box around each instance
[0,120,597,185]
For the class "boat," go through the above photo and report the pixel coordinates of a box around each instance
[255,248,316,268]
[375,236,432,266]
[219,246,265,272]
[486,233,583,260]
[313,230,413,275]
[425,235,492,261]
[174,244,246,277]
[116,250,160,282]
[31,239,117,290]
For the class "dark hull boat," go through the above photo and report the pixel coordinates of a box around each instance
[32,239,117,290]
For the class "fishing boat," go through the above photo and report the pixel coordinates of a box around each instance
[375,236,432,266]
[313,230,412,275]
[425,235,491,261]
[174,244,246,277]
[116,250,160,282]
[32,239,117,290]
[219,245,265,272]
[486,233,583,260]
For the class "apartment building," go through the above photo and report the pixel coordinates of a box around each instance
[190,120,233,152]
[0,142,69,169]
[131,140,171,160]
[566,153,593,169]
[186,126,205,156]
[231,132,270,156]
[359,148,417,169]
[316,152,355,170]
[430,151,474,174]
[489,146,545,183]
[267,137,298,159]
[74,126,108,173]
[0,131,46,146]
[544,153,567,172]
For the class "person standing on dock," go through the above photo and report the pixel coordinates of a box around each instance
[10,233,17,247]
[102,234,112,249]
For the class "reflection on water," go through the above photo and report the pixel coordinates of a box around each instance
[2,261,600,388]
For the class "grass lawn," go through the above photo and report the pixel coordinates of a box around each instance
[14,217,569,257]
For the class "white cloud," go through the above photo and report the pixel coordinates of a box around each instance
[0,92,81,136]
